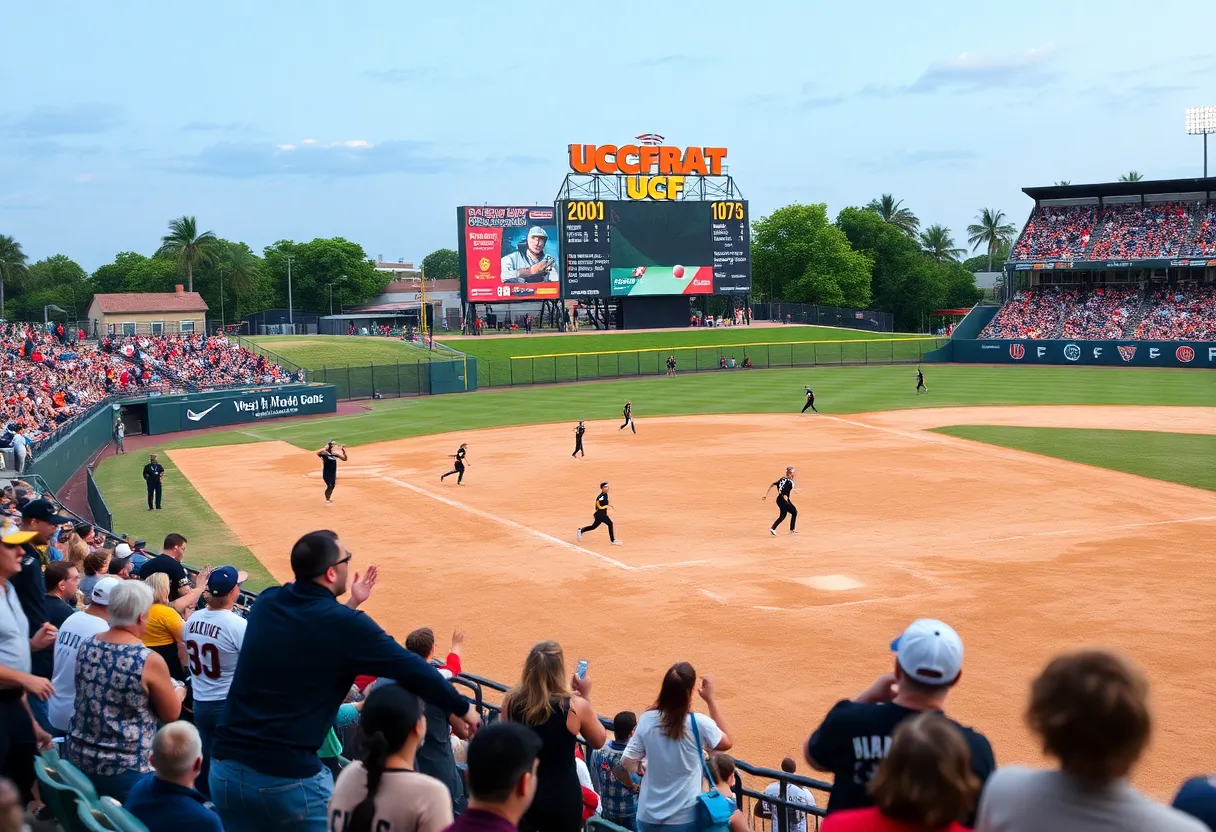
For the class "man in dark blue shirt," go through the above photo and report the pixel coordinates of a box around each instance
[209,530,481,832]
[125,722,222,832]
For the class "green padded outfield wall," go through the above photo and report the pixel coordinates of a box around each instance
[27,404,116,493]
[428,356,477,394]
[145,385,339,435]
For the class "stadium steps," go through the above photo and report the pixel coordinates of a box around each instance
[1082,214,1109,259]
[1122,289,1153,338]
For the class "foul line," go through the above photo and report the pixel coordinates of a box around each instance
[987,514,1216,542]
[378,475,640,571]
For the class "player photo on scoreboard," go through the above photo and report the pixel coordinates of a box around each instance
[461,206,561,301]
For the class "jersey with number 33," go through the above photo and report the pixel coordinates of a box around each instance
[185,608,248,702]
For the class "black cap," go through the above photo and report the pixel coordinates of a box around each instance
[73,523,92,538]
[21,500,70,525]
[108,555,132,574]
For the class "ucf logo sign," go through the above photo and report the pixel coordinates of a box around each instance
[568,142,728,201]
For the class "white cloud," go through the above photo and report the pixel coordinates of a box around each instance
[341,139,371,149]
[301,138,317,145]
[275,143,297,151]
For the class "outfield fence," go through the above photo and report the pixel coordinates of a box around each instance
[493,337,947,387]
[85,466,113,532]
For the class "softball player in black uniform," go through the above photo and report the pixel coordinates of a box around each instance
[763,466,798,535]
[317,441,348,504]
[440,443,469,484]
[916,367,928,394]
[800,386,818,414]
[619,400,636,433]
[577,482,620,545]
[572,421,586,458]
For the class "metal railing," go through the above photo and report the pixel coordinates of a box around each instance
[752,302,894,333]
[310,361,434,399]
[85,466,112,532]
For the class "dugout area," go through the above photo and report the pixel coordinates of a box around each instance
[166,407,1216,800]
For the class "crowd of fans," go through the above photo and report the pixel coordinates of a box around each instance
[4,495,1216,832]
[1009,205,1097,262]
[0,324,293,451]
[981,283,1216,340]
[1184,204,1216,257]
[1087,202,1198,261]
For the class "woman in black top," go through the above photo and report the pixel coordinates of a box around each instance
[763,466,799,535]
[572,422,585,458]
[440,443,469,485]
[503,641,607,832]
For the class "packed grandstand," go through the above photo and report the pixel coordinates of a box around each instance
[1,324,297,446]
[1009,199,1216,263]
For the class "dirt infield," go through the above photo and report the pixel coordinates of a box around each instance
[168,406,1216,798]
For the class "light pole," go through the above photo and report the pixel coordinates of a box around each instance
[1186,106,1216,177]
[218,268,226,332]
[327,275,346,316]
[285,255,295,331]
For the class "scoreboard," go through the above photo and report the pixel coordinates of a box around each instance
[560,200,750,298]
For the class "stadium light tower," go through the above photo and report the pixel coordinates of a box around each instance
[1185,106,1216,177]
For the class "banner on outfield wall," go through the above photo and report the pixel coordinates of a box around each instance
[1007,258,1216,272]
[954,340,1216,368]
[142,386,339,434]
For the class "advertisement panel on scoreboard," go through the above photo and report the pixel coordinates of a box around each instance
[560,200,750,299]
[459,206,561,302]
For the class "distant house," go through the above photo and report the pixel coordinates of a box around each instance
[86,285,209,338]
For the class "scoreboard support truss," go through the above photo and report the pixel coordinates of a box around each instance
[556,173,744,202]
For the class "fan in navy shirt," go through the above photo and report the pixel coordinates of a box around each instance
[209,530,480,832]
[125,722,223,832]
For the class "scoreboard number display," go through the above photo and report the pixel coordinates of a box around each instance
[560,200,750,298]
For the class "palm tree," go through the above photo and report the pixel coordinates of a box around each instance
[1118,170,1144,182]
[864,194,920,237]
[217,243,259,302]
[156,216,218,292]
[967,208,1018,272]
[0,234,29,320]
[1055,180,1071,186]
[919,225,965,263]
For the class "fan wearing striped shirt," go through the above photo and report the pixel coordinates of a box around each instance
[763,467,799,535]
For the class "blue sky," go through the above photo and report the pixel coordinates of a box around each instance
[3,0,1214,271]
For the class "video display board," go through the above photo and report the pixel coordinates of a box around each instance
[459,206,561,302]
[560,200,750,298]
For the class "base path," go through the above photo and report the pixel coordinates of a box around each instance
[167,406,1216,799]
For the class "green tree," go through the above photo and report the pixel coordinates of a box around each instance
[89,251,147,294]
[939,261,983,308]
[0,234,30,319]
[156,216,218,292]
[125,256,181,293]
[864,194,920,238]
[1118,170,1144,182]
[421,248,459,280]
[263,238,387,313]
[11,254,89,322]
[967,208,1018,273]
[962,241,1010,273]
[192,240,263,324]
[751,203,872,308]
[919,225,965,263]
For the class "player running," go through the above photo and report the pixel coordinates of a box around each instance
[916,367,928,394]
[317,441,348,504]
[800,386,818,414]
[619,400,636,434]
[762,466,799,535]
[440,443,470,485]
[577,481,621,545]
[572,421,586,458]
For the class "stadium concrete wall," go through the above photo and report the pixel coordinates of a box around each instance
[27,404,116,493]
[947,340,1216,368]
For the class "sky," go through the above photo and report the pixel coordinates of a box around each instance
[3,0,1215,272]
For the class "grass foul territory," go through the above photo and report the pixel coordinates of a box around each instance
[934,425,1216,491]
[245,335,441,370]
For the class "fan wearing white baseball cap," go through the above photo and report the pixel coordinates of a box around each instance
[804,619,995,822]
[47,576,120,735]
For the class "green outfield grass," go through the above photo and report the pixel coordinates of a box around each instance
[245,335,438,370]
[933,426,1216,491]
[91,451,277,590]
[439,325,934,387]
[91,364,1213,584]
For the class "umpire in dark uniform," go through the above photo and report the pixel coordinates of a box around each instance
[143,453,165,510]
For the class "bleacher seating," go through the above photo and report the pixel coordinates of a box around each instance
[980,286,1069,339]
[1010,205,1097,261]
[1135,285,1216,341]
[1010,201,1216,262]
[1058,286,1140,339]
[1184,204,1216,257]
[980,284,1216,340]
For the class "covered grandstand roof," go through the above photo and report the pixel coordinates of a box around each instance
[1023,177,1216,202]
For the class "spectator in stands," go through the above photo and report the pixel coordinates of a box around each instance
[186,566,247,798]
[42,561,79,628]
[138,533,192,601]
[405,626,468,814]
[757,758,817,832]
[9,427,31,475]
[445,722,543,832]
[822,711,979,832]
[124,721,223,832]
[622,662,733,832]
[48,577,118,736]
[1173,776,1216,830]
[62,531,88,571]
[0,777,20,832]
[329,683,454,832]
[142,572,188,681]
[503,640,607,832]
[707,753,749,832]
[209,530,479,832]
[107,548,134,579]
[0,529,54,807]
[974,649,1204,831]
[805,619,994,819]
[15,500,68,733]
[80,550,110,600]
[64,580,186,801]
[591,711,641,830]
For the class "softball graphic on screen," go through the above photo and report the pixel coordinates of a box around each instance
[632,265,647,278]
[673,264,685,278]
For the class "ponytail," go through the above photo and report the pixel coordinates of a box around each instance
[346,731,389,832]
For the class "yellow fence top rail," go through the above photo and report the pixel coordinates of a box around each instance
[510,337,942,361]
